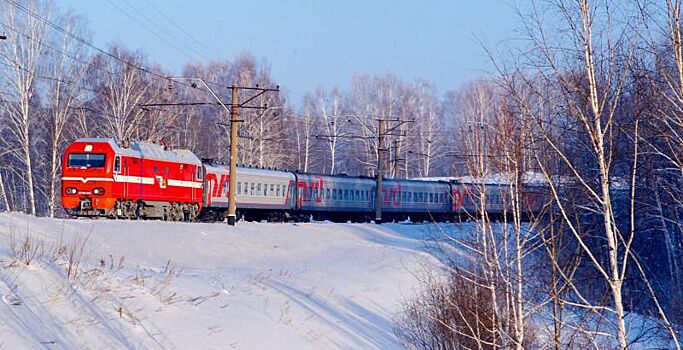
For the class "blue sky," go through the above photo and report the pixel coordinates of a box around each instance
[56,0,521,104]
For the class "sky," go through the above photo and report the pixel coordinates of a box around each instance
[55,0,522,105]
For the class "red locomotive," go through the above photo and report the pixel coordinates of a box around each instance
[61,138,204,220]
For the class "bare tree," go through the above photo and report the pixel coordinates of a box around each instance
[294,96,318,172]
[316,87,346,174]
[44,12,88,217]
[0,0,50,215]
[90,45,152,141]
[409,80,445,177]
[501,1,680,347]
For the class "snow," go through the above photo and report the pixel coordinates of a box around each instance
[413,171,551,186]
[0,213,454,349]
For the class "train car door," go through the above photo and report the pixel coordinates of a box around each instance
[188,164,194,203]
[202,166,212,207]
[114,155,126,199]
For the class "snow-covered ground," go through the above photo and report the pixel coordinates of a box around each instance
[0,213,456,349]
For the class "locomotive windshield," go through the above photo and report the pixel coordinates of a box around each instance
[68,153,106,168]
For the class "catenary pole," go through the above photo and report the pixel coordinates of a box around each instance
[227,85,239,225]
[375,118,385,224]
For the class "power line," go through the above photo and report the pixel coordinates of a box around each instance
[1,0,195,89]
[0,20,110,75]
[112,0,211,62]
[0,62,139,124]
[103,0,194,60]
[141,0,224,61]
[0,60,100,96]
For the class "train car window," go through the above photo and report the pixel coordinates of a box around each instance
[237,182,242,195]
[332,189,337,200]
[326,188,330,199]
[196,166,203,180]
[223,182,228,196]
[256,183,261,196]
[429,193,433,203]
[264,184,268,196]
[283,186,286,197]
[165,166,169,175]
[314,188,318,199]
[440,193,444,203]
[355,190,359,201]
[270,184,274,196]
[344,189,348,200]
[154,166,158,174]
[276,185,280,197]
[67,153,106,168]
[250,183,254,195]
[114,156,121,173]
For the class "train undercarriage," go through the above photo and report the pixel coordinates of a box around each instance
[66,198,201,222]
[67,199,510,224]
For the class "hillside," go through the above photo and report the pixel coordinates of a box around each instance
[0,214,453,349]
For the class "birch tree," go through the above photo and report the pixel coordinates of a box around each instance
[0,0,49,215]
[316,87,346,174]
[504,1,679,347]
[44,13,88,217]
[91,45,151,141]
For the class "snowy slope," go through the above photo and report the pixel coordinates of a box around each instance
[0,213,454,349]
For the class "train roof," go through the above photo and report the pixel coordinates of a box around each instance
[75,138,202,165]
[205,164,296,178]
[413,172,551,186]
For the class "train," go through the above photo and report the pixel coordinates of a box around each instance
[61,138,546,222]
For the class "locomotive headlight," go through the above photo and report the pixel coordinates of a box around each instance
[92,188,105,195]
[65,187,77,195]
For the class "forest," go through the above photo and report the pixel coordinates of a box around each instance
[2,0,683,348]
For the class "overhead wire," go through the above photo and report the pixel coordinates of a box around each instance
[141,0,225,61]
[1,0,196,89]
[0,61,132,123]
[0,20,114,76]
[102,0,195,61]
[110,0,211,62]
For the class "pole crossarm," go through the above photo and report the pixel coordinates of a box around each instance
[138,102,269,110]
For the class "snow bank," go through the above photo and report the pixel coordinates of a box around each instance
[0,214,459,349]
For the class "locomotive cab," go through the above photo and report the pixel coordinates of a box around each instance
[61,140,118,216]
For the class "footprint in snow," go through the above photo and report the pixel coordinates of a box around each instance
[2,293,21,306]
